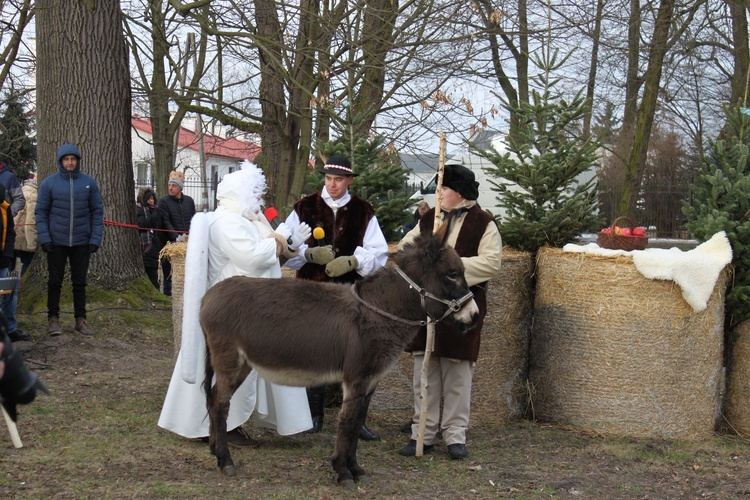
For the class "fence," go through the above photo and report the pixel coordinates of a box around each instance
[135,175,219,212]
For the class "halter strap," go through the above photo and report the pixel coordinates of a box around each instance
[349,265,474,326]
[350,284,426,327]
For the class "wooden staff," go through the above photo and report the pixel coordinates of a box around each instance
[416,132,446,456]
[3,406,23,449]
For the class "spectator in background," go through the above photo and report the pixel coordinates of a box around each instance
[36,144,103,337]
[0,161,26,218]
[157,171,195,296]
[0,161,25,342]
[136,187,162,290]
[0,184,19,341]
[403,201,430,233]
[14,175,38,276]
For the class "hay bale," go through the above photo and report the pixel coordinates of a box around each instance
[725,320,750,436]
[160,242,187,360]
[472,249,533,425]
[370,248,534,428]
[529,247,728,439]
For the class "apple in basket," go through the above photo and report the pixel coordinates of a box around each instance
[633,226,647,237]
[620,227,633,236]
[600,227,612,234]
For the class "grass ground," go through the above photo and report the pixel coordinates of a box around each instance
[2,292,750,498]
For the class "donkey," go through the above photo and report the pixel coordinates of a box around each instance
[200,214,479,489]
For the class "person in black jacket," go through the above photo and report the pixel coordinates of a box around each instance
[136,188,162,290]
[157,173,196,296]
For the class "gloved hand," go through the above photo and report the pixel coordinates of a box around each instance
[305,245,335,265]
[274,222,292,242]
[325,255,358,278]
[42,243,55,254]
[289,222,312,250]
[89,244,99,254]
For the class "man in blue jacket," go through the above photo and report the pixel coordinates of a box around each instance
[35,144,103,336]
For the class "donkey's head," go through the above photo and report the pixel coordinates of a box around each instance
[393,211,479,329]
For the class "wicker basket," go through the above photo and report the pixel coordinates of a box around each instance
[597,216,648,251]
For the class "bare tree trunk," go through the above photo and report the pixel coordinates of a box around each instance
[583,0,605,138]
[618,0,675,215]
[36,0,141,290]
[728,0,749,107]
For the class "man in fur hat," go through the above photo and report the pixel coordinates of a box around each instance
[284,154,389,441]
[397,162,502,460]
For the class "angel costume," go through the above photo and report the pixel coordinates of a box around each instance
[158,161,312,439]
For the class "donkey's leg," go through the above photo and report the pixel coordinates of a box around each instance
[346,391,373,483]
[208,372,238,476]
[332,383,373,489]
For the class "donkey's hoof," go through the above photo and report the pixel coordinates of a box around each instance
[338,478,357,490]
[356,474,372,484]
[221,464,237,477]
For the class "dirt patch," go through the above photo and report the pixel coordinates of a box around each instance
[2,306,750,498]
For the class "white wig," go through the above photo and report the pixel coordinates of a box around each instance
[216,160,267,217]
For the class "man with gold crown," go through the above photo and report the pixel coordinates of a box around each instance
[158,160,313,446]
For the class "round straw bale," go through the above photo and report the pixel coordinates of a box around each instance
[529,247,728,439]
[725,320,750,436]
[160,242,187,360]
[471,248,534,425]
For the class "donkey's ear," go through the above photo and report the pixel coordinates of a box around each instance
[433,210,457,248]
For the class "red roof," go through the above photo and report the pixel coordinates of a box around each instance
[132,117,260,161]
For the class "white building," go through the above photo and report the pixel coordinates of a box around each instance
[131,116,260,211]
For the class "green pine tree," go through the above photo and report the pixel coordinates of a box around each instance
[314,134,412,241]
[683,105,750,329]
[0,92,37,180]
[471,51,601,253]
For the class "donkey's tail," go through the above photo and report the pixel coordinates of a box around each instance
[203,343,215,411]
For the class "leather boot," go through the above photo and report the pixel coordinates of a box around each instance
[48,317,62,336]
[306,386,325,433]
[75,317,94,336]
[359,422,381,441]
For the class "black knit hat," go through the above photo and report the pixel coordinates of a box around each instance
[443,163,479,200]
[318,154,358,176]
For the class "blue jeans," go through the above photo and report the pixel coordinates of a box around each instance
[0,267,17,332]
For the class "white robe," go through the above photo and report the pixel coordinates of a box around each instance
[158,208,312,438]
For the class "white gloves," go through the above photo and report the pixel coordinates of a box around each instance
[290,222,312,250]
[274,222,292,242]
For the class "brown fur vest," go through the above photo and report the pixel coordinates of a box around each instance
[407,205,493,361]
[294,192,374,284]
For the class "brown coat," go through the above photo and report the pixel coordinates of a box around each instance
[293,192,374,284]
[407,205,494,361]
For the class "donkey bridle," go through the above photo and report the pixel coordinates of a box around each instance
[349,265,474,326]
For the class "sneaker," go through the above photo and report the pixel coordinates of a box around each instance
[398,439,434,457]
[8,329,30,342]
[226,427,259,448]
[447,443,468,460]
[48,317,62,336]
[75,317,94,336]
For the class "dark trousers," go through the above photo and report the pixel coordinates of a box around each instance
[161,257,172,296]
[47,245,91,319]
[145,265,160,290]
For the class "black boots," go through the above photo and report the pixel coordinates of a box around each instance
[359,423,380,441]
[306,385,381,440]
[307,386,325,433]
